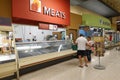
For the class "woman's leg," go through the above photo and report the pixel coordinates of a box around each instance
[78,55,83,66]
[84,56,88,66]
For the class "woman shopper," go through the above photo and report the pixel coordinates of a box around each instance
[86,36,94,62]
[75,34,88,68]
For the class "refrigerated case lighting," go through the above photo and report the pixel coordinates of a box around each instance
[17,46,42,50]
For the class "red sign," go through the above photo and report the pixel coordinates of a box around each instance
[12,0,70,26]
[38,23,49,30]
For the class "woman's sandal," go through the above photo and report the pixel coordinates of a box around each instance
[85,64,88,67]
[79,65,83,68]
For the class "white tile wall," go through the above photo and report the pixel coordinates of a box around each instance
[13,24,66,41]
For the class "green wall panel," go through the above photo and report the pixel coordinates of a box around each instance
[82,14,111,29]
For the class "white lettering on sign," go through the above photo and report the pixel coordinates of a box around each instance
[99,19,110,26]
[43,6,66,19]
[43,6,51,15]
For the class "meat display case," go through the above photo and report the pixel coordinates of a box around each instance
[16,40,72,58]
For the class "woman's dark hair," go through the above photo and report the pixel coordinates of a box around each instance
[80,34,84,36]
[87,36,91,39]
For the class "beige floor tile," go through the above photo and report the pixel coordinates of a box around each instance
[19,48,120,80]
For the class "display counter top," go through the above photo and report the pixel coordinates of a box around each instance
[15,40,75,68]
[19,49,76,68]
[16,40,72,58]
[16,40,68,44]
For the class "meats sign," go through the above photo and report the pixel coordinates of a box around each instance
[30,0,66,19]
[12,0,70,25]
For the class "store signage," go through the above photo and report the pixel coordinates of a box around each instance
[39,23,49,30]
[43,6,65,19]
[100,19,110,26]
[30,0,66,19]
[49,24,58,30]
[12,0,70,25]
[39,23,58,30]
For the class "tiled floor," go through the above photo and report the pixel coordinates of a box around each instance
[19,48,120,80]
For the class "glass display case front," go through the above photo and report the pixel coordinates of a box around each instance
[16,40,72,58]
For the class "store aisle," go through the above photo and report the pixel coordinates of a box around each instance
[19,48,120,80]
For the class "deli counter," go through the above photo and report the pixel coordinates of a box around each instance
[16,40,76,68]
[16,40,72,58]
